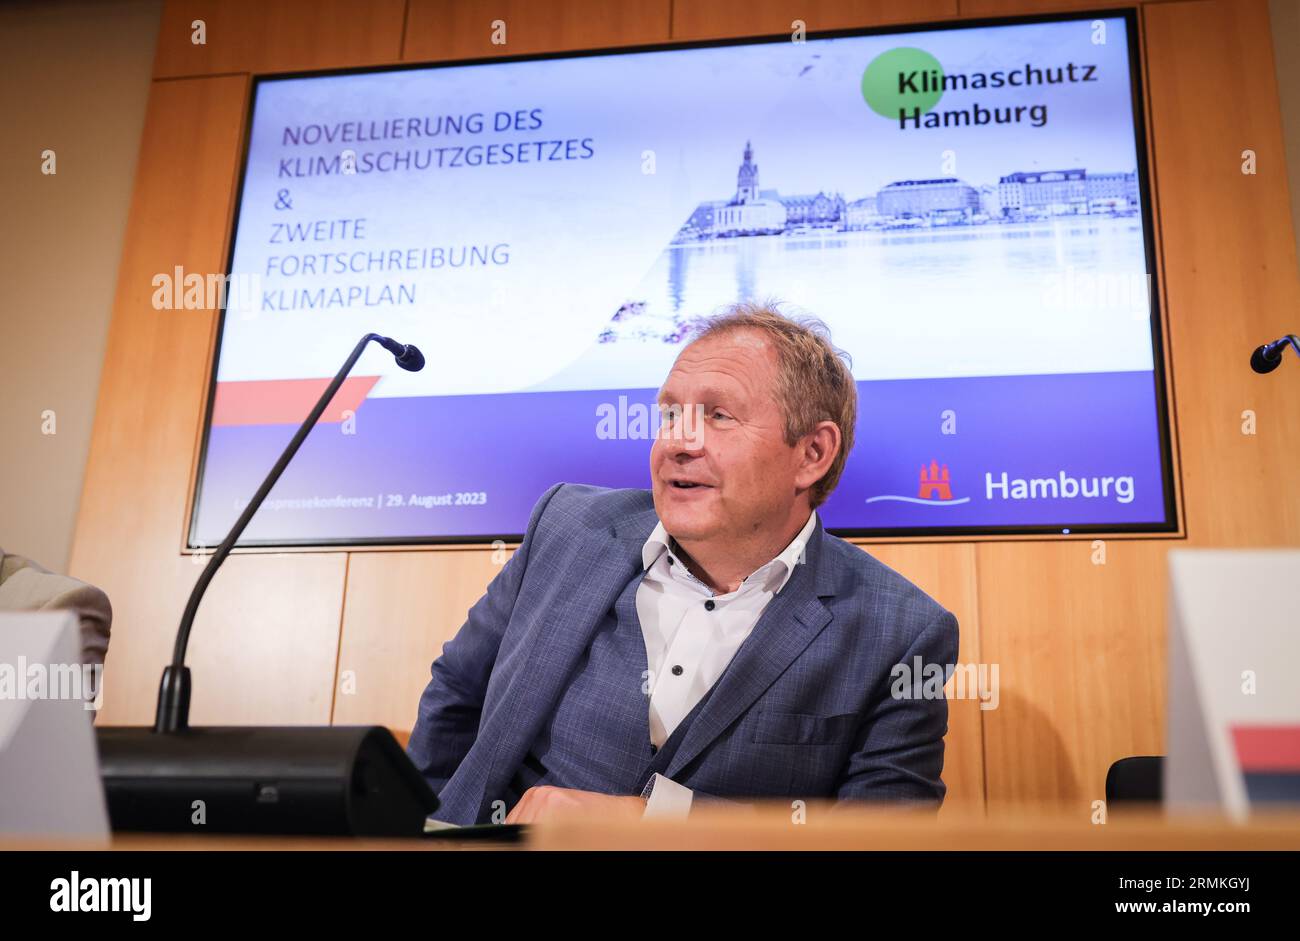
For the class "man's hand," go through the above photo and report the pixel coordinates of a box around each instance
[504,786,646,824]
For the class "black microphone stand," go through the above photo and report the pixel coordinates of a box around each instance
[97,334,438,836]
[157,332,416,732]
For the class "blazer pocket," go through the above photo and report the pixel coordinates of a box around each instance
[752,710,859,746]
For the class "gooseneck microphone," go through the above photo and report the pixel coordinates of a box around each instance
[375,335,426,372]
[159,333,424,732]
[97,333,438,836]
[1250,334,1299,374]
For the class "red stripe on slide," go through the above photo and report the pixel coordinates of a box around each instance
[212,376,381,426]
[1232,725,1300,772]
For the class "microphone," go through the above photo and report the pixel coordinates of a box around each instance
[1250,334,1299,374]
[96,333,438,836]
[376,335,425,371]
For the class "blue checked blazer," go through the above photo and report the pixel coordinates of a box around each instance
[408,482,959,824]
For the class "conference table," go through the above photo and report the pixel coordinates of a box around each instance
[6,804,1300,851]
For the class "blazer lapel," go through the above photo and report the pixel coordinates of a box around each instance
[481,502,658,794]
[664,519,839,779]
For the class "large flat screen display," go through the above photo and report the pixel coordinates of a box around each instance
[188,9,1177,547]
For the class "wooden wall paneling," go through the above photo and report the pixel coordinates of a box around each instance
[153,0,406,78]
[977,540,1167,811]
[670,0,958,40]
[68,75,347,725]
[332,548,514,731]
[863,544,985,812]
[1144,0,1300,547]
[183,553,346,724]
[403,0,672,61]
[957,0,1157,16]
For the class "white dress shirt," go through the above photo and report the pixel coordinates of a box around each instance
[636,509,817,818]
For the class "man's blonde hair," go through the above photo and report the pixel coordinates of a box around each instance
[686,301,857,509]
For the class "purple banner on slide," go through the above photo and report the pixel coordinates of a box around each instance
[190,369,1171,545]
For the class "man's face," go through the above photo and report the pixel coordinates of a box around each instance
[650,330,805,543]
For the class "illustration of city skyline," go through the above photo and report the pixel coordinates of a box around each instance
[671,140,1141,245]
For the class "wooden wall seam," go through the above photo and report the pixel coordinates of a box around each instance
[329,552,352,725]
[400,0,412,60]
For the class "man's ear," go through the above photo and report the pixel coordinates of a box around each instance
[794,421,841,490]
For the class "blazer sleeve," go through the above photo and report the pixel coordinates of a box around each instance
[833,608,960,809]
[0,552,112,718]
[406,482,564,793]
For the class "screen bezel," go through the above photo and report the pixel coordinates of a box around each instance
[186,6,1182,550]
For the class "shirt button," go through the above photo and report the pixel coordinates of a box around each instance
[650,744,658,755]
[671,664,684,676]
[704,599,715,611]
[667,557,674,565]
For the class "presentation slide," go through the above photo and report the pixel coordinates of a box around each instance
[189,11,1175,546]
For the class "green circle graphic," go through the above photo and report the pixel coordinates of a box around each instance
[862,47,945,119]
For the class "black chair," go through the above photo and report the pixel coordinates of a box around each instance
[1106,756,1164,808]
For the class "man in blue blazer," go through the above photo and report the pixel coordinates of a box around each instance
[408,303,959,824]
